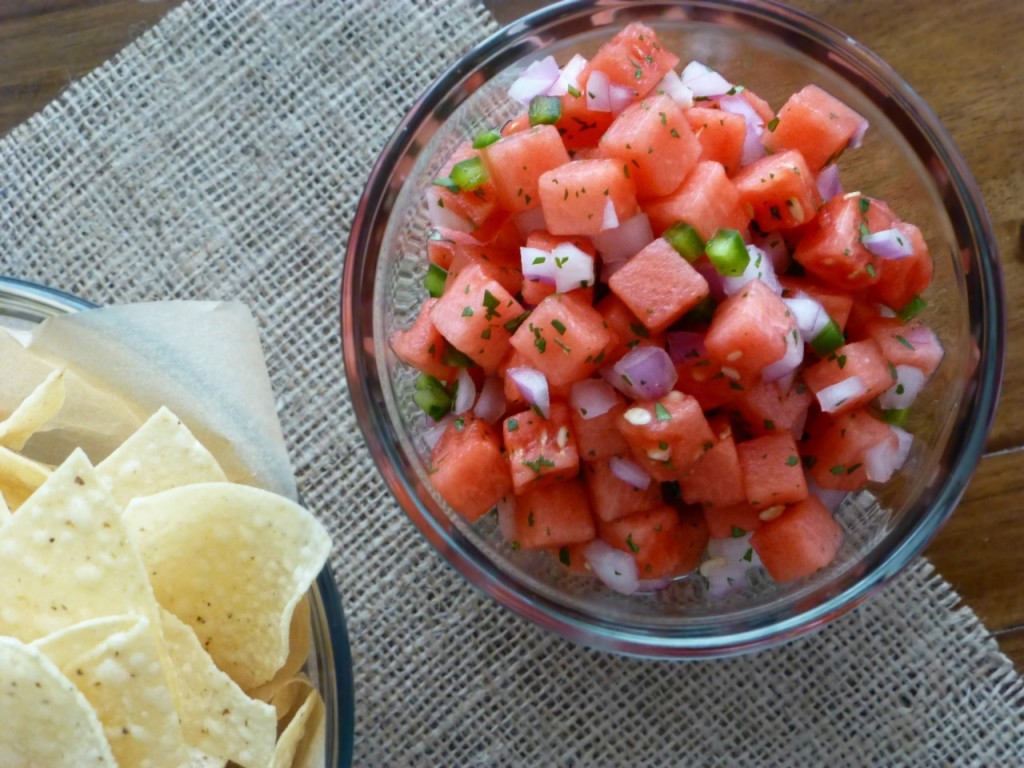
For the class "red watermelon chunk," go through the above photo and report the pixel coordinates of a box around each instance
[538,159,638,236]
[736,431,809,509]
[598,505,707,579]
[480,125,571,214]
[583,458,663,523]
[429,416,512,522]
[802,339,894,415]
[704,279,797,380]
[503,403,580,494]
[616,390,715,482]
[389,298,455,382]
[801,408,896,491]
[645,161,749,241]
[582,22,680,98]
[762,84,867,171]
[685,107,746,176]
[680,414,747,508]
[732,149,819,233]
[514,478,596,550]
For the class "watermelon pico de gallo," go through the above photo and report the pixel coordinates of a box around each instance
[389,22,943,597]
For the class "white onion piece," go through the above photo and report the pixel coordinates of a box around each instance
[878,364,926,410]
[548,53,587,97]
[722,245,782,296]
[453,368,476,414]
[508,55,561,105]
[849,118,869,149]
[551,242,596,293]
[570,378,619,420]
[426,190,473,232]
[762,327,804,383]
[681,60,733,98]
[816,376,868,413]
[586,70,612,112]
[583,540,639,595]
[601,198,620,231]
[496,495,517,542]
[474,375,506,424]
[807,479,847,512]
[862,228,914,259]
[879,304,898,318]
[655,69,693,108]
[520,246,557,283]
[609,456,652,490]
[719,93,766,166]
[864,426,912,483]
[667,330,707,364]
[609,84,635,115]
[703,534,761,598]
[611,346,678,400]
[590,212,653,263]
[515,206,548,238]
[784,295,831,342]
[816,164,843,200]
[506,367,550,418]
[753,233,790,275]
[422,413,453,450]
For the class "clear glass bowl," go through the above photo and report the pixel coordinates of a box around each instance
[0,276,355,765]
[342,0,1004,657]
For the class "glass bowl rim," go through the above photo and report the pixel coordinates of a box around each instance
[341,0,1005,658]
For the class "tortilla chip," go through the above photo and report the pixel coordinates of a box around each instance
[188,748,228,767]
[267,676,314,726]
[33,615,189,768]
[250,593,312,705]
[123,483,330,690]
[159,607,276,768]
[0,445,50,511]
[0,368,65,451]
[96,406,227,507]
[0,635,117,766]
[0,449,161,643]
[271,687,326,768]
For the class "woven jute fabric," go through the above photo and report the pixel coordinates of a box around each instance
[1,1,1021,765]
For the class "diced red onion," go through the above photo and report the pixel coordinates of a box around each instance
[582,540,639,595]
[548,53,587,97]
[762,326,804,383]
[601,198,620,231]
[784,295,831,342]
[693,258,726,300]
[611,346,678,400]
[570,378,619,420]
[719,94,766,166]
[590,212,653,263]
[849,118,869,149]
[722,245,782,296]
[506,367,550,418]
[600,259,627,283]
[807,479,847,512]
[865,426,912,483]
[878,364,926,410]
[655,69,693,108]
[521,246,557,283]
[904,324,941,358]
[426,190,473,232]
[609,84,635,116]
[609,456,652,490]
[474,375,506,424]
[816,375,868,413]
[587,70,612,112]
[680,61,733,98]
[816,163,843,200]
[753,233,791,275]
[703,534,761,598]
[422,413,453,450]
[453,368,476,414]
[551,242,596,293]
[515,206,548,239]
[496,495,517,541]
[862,228,914,259]
[667,330,707,364]
[508,55,561,105]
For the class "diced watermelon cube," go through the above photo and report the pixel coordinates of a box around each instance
[480,125,571,214]
[582,458,663,523]
[802,339,894,414]
[429,416,512,522]
[762,84,867,171]
[864,318,944,379]
[447,240,523,298]
[728,376,814,438]
[570,393,630,461]
[607,237,710,333]
[503,403,579,494]
[750,495,844,582]
[538,159,638,236]
[582,22,680,98]
[736,431,809,509]
[616,390,715,482]
[685,107,745,176]
[866,222,933,312]
[598,505,707,579]
[596,293,664,365]
[680,414,746,508]
[704,279,798,379]
[671,332,750,411]
[430,263,525,373]
[703,502,764,539]
[645,161,749,241]
[509,292,612,389]
[598,93,702,199]
[513,477,596,550]
[389,298,455,382]
[801,408,896,490]
[731,149,819,232]
[555,90,616,151]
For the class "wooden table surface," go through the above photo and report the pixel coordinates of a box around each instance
[2,1,1022,667]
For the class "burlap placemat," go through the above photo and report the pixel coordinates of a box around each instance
[1,1,1022,764]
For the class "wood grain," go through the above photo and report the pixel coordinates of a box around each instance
[1,0,1022,672]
